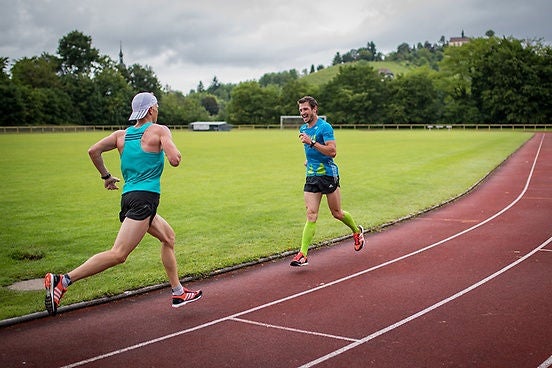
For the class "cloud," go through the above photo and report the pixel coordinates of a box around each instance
[1,0,550,92]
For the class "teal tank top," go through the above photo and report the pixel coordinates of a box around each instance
[121,122,165,194]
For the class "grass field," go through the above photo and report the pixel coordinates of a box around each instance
[0,129,531,320]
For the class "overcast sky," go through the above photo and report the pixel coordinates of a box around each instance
[1,0,550,93]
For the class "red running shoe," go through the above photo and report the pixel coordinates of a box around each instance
[290,252,308,267]
[44,273,67,316]
[172,288,203,308]
[353,225,365,251]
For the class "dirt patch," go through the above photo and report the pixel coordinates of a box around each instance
[8,278,43,291]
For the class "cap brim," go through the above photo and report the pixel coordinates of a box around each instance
[129,109,148,121]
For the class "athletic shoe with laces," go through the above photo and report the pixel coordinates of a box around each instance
[290,252,308,267]
[172,288,203,308]
[44,273,67,316]
[353,225,365,251]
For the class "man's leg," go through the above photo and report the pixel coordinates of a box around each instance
[68,217,150,282]
[45,217,149,315]
[326,188,360,232]
[291,191,322,266]
[148,214,179,288]
[326,188,365,250]
[301,191,322,255]
[148,214,202,307]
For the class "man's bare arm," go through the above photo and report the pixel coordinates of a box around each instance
[88,130,122,189]
[159,126,182,167]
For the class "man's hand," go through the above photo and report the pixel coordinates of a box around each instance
[104,176,120,190]
[299,133,312,145]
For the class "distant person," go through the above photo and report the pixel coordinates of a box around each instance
[291,96,365,266]
[44,92,202,315]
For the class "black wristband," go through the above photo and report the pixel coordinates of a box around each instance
[310,141,316,148]
[101,173,111,180]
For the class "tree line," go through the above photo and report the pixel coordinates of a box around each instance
[1,30,550,126]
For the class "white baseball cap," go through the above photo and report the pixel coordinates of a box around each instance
[129,92,158,120]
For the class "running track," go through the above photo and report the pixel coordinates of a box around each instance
[1,133,551,368]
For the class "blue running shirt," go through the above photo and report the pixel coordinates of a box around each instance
[121,122,165,194]
[299,117,339,177]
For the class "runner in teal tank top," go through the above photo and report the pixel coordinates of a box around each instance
[43,92,202,316]
[121,122,164,194]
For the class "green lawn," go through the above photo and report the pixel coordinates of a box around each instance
[0,130,531,320]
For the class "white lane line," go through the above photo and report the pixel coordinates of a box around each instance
[230,317,360,342]
[538,355,552,368]
[299,235,552,368]
[60,134,545,368]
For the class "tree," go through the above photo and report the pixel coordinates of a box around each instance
[279,78,319,115]
[91,65,134,125]
[438,38,488,123]
[8,53,84,124]
[0,57,10,81]
[0,79,25,125]
[439,36,552,123]
[341,49,358,63]
[472,37,549,123]
[259,69,298,87]
[207,76,221,93]
[397,43,412,59]
[226,81,280,124]
[197,81,205,93]
[21,87,76,125]
[534,42,552,122]
[11,54,61,89]
[332,52,343,65]
[57,30,100,75]
[319,62,388,123]
[357,49,373,61]
[59,73,94,125]
[386,71,442,123]
[160,91,210,124]
[126,63,162,97]
[367,41,377,58]
[211,82,234,102]
[201,95,219,115]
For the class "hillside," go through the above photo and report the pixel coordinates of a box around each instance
[301,61,415,87]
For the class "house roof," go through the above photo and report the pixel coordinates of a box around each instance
[449,37,470,42]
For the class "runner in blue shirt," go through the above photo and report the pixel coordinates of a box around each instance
[291,96,365,266]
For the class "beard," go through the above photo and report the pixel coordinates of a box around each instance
[302,113,315,124]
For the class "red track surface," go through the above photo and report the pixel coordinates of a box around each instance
[1,133,551,368]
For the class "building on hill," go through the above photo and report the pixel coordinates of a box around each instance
[449,30,470,47]
[378,68,394,79]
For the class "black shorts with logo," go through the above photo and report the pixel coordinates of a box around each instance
[119,191,160,225]
[304,175,340,194]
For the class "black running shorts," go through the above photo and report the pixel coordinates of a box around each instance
[303,175,340,194]
[119,191,160,225]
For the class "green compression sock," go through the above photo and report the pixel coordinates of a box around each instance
[341,211,360,233]
[300,221,316,256]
